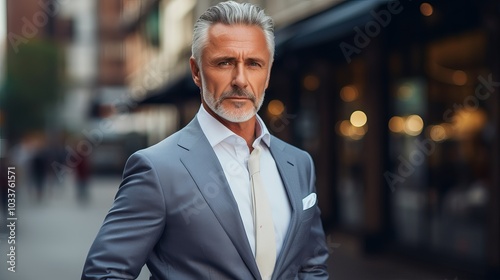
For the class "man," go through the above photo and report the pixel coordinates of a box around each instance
[82,1,329,279]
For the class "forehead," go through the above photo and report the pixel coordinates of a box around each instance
[204,23,270,58]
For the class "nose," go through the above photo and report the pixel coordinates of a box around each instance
[232,63,248,88]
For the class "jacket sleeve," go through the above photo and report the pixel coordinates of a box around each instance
[81,152,166,280]
[298,153,329,280]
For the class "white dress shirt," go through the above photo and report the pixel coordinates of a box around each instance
[197,105,291,258]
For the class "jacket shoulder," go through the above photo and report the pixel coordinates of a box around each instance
[271,135,312,160]
[133,118,202,160]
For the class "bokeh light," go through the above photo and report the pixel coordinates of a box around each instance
[340,85,359,102]
[350,111,367,127]
[303,75,320,91]
[267,99,285,116]
[405,115,424,136]
[389,116,405,133]
[452,70,467,86]
[420,3,434,17]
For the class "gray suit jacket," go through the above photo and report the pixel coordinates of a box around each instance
[82,117,329,280]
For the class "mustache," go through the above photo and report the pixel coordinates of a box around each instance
[219,88,256,103]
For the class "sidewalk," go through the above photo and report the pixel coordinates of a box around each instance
[0,175,150,280]
[328,232,482,280]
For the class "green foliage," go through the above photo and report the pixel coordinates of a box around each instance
[1,39,62,141]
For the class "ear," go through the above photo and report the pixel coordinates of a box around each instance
[190,57,202,88]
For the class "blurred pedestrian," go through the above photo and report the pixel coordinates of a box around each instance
[31,146,48,202]
[75,154,91,204]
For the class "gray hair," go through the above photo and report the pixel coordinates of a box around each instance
[191,1,275,66]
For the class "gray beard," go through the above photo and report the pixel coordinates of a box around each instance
[202,86,265,123]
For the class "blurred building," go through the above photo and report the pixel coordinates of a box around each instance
[2,0,68,143]
[1,0,72,187]
[268,0,499,278]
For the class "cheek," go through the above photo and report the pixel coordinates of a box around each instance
[202,71,232,95]
[251,74,270,95]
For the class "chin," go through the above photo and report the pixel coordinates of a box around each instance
[216,107,256,123]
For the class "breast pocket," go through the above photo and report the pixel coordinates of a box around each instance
[301,192,317,222]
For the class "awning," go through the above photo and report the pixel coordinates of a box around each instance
[275,0,388,53]
[138,73,198,105]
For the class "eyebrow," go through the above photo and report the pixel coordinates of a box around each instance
[211,56,267,65]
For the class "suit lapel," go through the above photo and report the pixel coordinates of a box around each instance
[269,137,303,277]
[177,118,261,279]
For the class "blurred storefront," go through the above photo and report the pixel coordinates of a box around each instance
[264,0,499,278]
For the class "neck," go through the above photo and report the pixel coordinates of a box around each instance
[203,103,257,150]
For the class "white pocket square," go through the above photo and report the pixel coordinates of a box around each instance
[302,193,317,210]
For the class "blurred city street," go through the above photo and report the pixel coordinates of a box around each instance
[0,175,150,280]
[0,173,470,280]
[1,0,499,279]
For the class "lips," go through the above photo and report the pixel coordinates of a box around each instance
[220,88,255,101]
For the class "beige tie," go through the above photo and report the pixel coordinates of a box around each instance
[248,146,276,280]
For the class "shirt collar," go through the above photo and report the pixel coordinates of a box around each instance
[197,105,271,148]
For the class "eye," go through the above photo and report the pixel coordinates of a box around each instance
[218,61,232,67]
[249,61,262,68]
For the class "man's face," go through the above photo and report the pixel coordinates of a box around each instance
[190,23,272,123]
